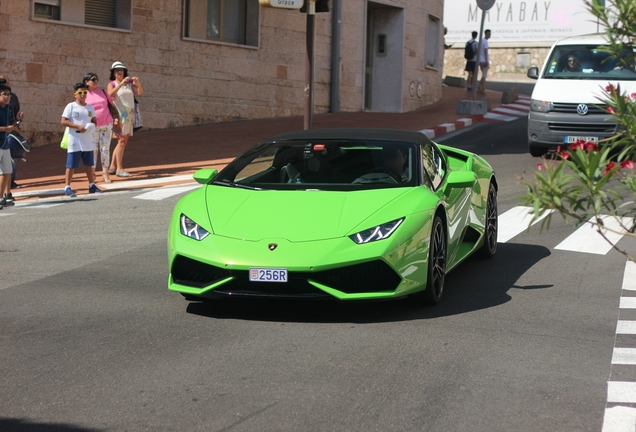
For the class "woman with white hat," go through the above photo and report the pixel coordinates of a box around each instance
[106,61,144,177]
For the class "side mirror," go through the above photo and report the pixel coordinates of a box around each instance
[193,168,218,185]
[527,66,539,80]
[446,171,476,189]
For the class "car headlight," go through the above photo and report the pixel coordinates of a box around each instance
[349,218,404,244]
[530,99,553,113]
[180,214,210,241]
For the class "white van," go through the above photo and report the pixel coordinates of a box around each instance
[527,33,636,157]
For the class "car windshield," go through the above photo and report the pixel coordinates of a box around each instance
[214,139,420,191]
[542,44,636,80]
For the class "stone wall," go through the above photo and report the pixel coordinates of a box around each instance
[1,0,444,147]
[443,45,551,82]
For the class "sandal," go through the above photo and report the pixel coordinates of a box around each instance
[116,171,130,177]
[107,169,116,174]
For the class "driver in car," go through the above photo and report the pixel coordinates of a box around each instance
[378,147,409,183]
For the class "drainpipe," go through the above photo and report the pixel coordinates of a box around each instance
[330,0,342,113]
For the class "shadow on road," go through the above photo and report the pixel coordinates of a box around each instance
[185,242,552,324]
[0,418,101,432]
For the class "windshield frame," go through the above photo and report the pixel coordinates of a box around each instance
[541,43,636,80]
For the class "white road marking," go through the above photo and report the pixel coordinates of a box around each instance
[100,174,195,190]
[620,298,636,309]
[134,184,201,201]
[623,261,636,291]
[602,406,636,432]
[483,112,518,122]
[612,348,636,365]
[608,382,636,403]
[497,206,553,243]
[616,321,636,334]
[491,107,528,116]
[554,216,634,255]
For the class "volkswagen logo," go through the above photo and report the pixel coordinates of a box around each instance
[577,104,589,115]
[268,243,278,251]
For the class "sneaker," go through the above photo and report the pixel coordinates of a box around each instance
[88,184,103,194]
[64,187,76,197]
[0,198,12,207]
[116,171,130,177]
[4,193,14,202]
[11,182,21,189]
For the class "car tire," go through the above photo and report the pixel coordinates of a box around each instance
[477,182,498,259]
[419,215,446,306]
[529,143,547,157]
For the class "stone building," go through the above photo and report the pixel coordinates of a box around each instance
[1,0,447,147]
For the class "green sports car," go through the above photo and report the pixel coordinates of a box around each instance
[168,129,497,306]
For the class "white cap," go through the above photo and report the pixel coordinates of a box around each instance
[110,61,127,70]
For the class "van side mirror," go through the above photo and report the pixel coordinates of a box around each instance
[527,67,539,80]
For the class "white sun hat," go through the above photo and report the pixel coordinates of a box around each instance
[110,61,127,70]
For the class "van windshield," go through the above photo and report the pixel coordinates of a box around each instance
[542,44,636,80]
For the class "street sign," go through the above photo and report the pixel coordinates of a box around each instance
[476,0,495,11]
[258,0,304,9]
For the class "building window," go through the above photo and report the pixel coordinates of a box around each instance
[184,0,259,47]
[34,1,60,20]
[31,0,132,31]
[425,15,441,69]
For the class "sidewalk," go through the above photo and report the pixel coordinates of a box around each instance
[11,86,506,201]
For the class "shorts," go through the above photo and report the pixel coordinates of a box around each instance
[0,148,13,174]
[66,151,95,169]
[480,63,490,79]
[465,61,476,73]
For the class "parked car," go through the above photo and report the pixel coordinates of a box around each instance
[527,33,636,157]
[167,128,498,306]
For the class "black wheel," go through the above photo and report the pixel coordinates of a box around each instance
[419,215,446,306]
[477,182,497,259]
[529,143,547,157]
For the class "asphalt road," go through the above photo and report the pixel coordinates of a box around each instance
[1,117,635,431]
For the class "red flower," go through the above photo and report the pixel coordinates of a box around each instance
[608,107,615,114]
[537,163,543,171]
[620,160,635,170]
[606,84,615,93]
[584,142,600,152]
[631,92,636,100]
[569,141,585,151]
[605,161,616,175]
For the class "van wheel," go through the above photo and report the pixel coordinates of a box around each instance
[529,143,547,157]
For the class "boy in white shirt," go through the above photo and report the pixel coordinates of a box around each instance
[61,83,102,197]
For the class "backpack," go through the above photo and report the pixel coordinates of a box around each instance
[464,40,476,59]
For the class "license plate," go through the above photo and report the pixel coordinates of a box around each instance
[564,136,599,143]
[249,268,288,283]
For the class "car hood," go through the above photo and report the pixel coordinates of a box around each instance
[532,78,636,104]
[205,186,416,242]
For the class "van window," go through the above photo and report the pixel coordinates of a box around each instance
[542,44,636,80]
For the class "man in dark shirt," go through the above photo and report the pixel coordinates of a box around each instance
[0,75,24,191]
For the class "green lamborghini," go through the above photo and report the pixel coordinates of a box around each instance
[168,129,497,306]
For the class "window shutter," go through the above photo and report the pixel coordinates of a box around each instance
[85,0,116,28]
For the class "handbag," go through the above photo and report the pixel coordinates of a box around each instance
[60,127,70,149]
[102,89,120,125]
[133,98,143,131]
[8,132,30,159]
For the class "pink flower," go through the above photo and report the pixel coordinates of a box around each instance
[606,84,615,93]
[537,163,542,171]
[620,160,635,170]
[608,107,615,114]
[631,92,636,100]
[605,161,616,175]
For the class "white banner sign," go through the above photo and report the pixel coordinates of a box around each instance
[444,0,603,44]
